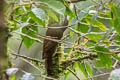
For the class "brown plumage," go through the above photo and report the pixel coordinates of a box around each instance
[43,18,68,76]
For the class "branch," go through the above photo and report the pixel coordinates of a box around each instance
[62,54,98,68]
[10,51,44,63]
[68,0,87,3]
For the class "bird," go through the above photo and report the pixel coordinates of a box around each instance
[42,16,68,76]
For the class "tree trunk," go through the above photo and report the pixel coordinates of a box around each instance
[0,0,9,80]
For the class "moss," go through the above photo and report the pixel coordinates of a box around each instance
[49,44,64,79]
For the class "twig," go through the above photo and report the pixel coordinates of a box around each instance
[112,60,118,69]
[84,72,110,80]
[28,27,75,45]
[68,0,86,3]
[13,31,43,43]
[67,67,81,80]
[68,27,81,35]
[91,0,110,10]
[10,51,44,63]
[15,38,24,59]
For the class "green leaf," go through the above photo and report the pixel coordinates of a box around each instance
[78,11,86,20]
[85,17,107,31]
[47,10,59,22]
[112,54,120,61]
[29,11,45,26]
[114,35,120,45]
[95,46,112,69]
[78,6,93,20]
[64,71,70,79]
[44,0,66,15]
[15,7,23,15]
[79,24,89,33]
[78,63,88,78]
[86,42,95,47]
[31,8,46,20]
[22,26,38,49]
[114,35,120,41]
[65,7,75,17]
[66,48,73,54]
[69,26,78,36]
[95,61,104,67]
[78,63,92,78]
[86,64,93,76]
[10,74,16,80]
[110,3,120,35]
[86,33,102,42]
[92,20,107,31]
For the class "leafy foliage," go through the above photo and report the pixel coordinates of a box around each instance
[6,0,120,80]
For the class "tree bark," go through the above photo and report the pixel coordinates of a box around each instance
[0,0,9,80]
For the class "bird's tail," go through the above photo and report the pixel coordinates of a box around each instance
[45,55,53,77]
